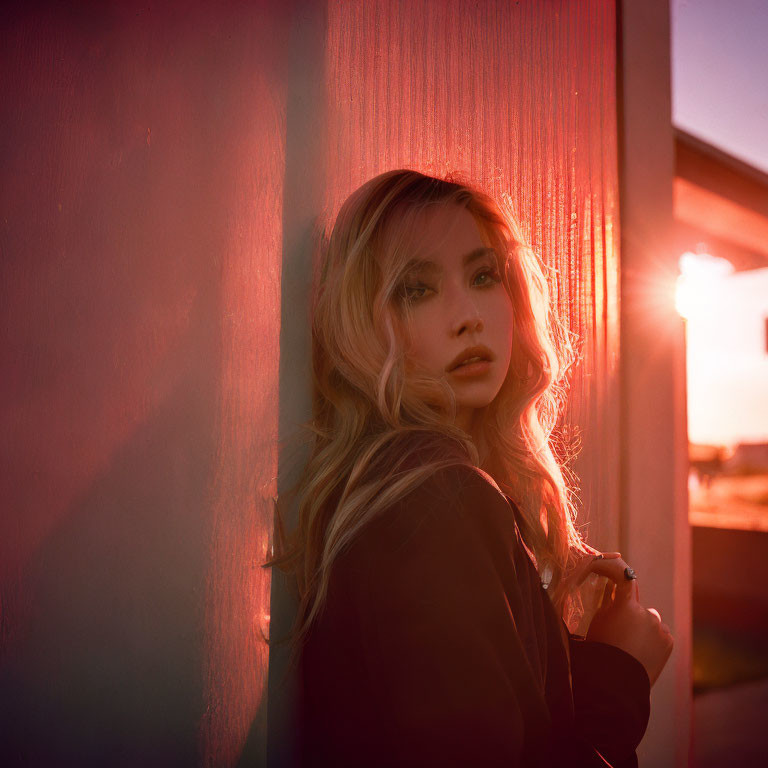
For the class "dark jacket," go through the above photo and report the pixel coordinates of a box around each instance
[297,461,650,767]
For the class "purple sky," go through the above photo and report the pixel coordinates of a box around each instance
[672,0,768,173]
[672,1,768,447]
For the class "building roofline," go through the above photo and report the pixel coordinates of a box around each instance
[674,127,768,219]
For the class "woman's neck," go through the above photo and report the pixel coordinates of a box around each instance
[467,409,489,465]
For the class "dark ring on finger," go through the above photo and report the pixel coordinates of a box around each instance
[593,554,604,561]
[624,566,637,580]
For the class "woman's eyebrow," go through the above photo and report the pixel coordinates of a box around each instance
[404,246,496,273]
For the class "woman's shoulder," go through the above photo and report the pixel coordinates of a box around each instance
[337,456,517,578]
[386,455,509,523]
[418,462,509,521]
[383,428,505,498]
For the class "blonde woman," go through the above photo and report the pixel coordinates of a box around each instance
[266,170,673,767]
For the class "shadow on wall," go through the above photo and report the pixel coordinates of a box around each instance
[0,325,217,766]
[0,0,288,764]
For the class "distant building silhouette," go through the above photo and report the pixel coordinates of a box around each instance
[723,442,768,474]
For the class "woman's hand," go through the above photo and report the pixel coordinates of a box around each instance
[566,553,674,687]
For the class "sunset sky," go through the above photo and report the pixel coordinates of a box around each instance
[672,0,768,446]
[672,0,768,173]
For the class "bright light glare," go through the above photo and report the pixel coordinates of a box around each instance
[675,251,735,319]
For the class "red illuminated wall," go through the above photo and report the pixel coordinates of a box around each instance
[0,1,619,766]
[320,0,620,542]
[1,1,285,765]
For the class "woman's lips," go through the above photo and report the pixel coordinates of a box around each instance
[449,360,492,378]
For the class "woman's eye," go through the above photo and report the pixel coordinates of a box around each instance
[398,268,500,303]
[401,283,430,302]
[474,267,502,287]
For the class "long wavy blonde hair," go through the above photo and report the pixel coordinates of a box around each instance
[265,169,595,668]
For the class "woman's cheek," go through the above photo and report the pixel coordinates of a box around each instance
[499,298,515,342]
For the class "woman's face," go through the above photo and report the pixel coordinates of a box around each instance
[397,204,515,433]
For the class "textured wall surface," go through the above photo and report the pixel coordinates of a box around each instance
[0,1,284,765]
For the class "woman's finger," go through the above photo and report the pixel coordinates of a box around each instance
[589,557,640,602]
[598,578,615,610]
[567,551,623,590]
[563,553,606,592]
[571,554,599,587]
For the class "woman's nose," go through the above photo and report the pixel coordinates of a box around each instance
[451,294,484,336]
